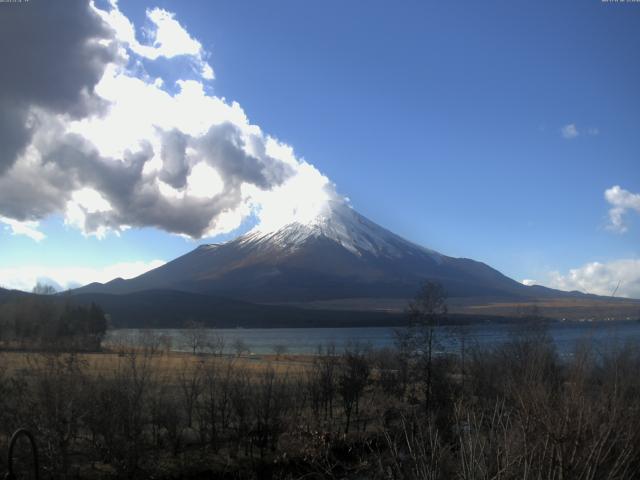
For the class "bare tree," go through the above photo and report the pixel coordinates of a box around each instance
[197,359,220,449]
[249,367,290,458]
[204,330,226,356]
[158,333,173,354]
[310,343,338,421]
[273,344,288,359]
[85,349,158,477]
[27,353,87,476]
[232,338,250,357]
[178,360,203,429]
[197,357,236,450]
[137,330,164,355]
[229,367,252,456]
[181,320,207,355]
[447,322,473,395]
[338,343,370,433]
[398,281,447,413]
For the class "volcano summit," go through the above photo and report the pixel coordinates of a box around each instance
[75,201,584,308]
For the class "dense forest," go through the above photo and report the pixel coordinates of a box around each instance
[0,289,107,351]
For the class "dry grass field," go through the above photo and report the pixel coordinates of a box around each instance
[277,296,640,321]
[456,297,640,319]
[0,349,315,381]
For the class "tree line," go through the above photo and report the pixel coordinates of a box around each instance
[0,286,107,351]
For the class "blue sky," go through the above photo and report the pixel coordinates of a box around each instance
[0,0,639,296]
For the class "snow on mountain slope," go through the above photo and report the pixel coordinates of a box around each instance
[235,200,442,261]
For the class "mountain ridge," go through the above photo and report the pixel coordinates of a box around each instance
[73,201,595,305]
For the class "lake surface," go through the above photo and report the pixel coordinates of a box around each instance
[105,320,640,356]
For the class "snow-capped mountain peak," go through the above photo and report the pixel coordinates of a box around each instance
[72,200,574,305]
[237,200,442,261]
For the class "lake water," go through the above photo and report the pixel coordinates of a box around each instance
[105,320,640,356]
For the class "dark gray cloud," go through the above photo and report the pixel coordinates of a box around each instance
[1,115,292,237]
[0,0,116,173]
[196,123,295,190]
[0,159,69,222]
[159,129,190,189]
[0,105,299,237]
[0,102,33,174]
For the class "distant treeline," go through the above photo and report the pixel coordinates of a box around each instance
[70,289,523,328]
[0,293,107,351]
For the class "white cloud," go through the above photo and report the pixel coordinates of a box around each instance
[186,163,224,199]
[200,62,214,80]
[0,259,166,292]
[204,202,251,237]
[0,217,45,242]
[143,8,202,59]
[521,279,537,286]
[561,123,579,139]
[71,188,112,213]
[604,185,640,233]
[244,162,333,232]
[94,2,214,79]
[64,188,114,239]
[560,123,599,140]
[0,1,342,240]
[545,259,640,299]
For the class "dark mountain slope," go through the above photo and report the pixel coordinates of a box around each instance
[70,289,404,328]
[74,201,590,304]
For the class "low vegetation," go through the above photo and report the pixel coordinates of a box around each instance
[0,328,639,478]
[2,284,640,478]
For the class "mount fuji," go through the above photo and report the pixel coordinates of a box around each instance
[75,201,576,306]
